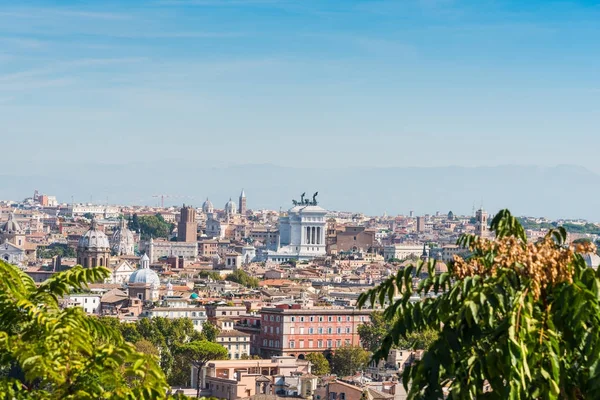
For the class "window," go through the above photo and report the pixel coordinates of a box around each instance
[310,316,314,322]
[338,316,342,322]
[340,393,346,400]
[346,327,351,334]
[270,316,274,321]
[290,341,295,349]
[318,340,323,348]
[328,316,332,322]
[299,340,304,348]
[276,327,280,334]
[360,316,365,322]
[264,327,268,333]
[319,317,323,322]
[347,316,351,321]
[318,328,323,334]
[345,339,351,346]
[275,340,280,347]
[336,327,341,334]
[299,327,304,334]
[309,328,314,334]
[308,340,314,348]
[290,327,295,335]
[291,316,296,322]
[300,316,305,322]
[276,316,280,322]
[336,339,342,348]
[270,327,273,334]
[327,340,332,348]
[327,327,332,334]
[269,340,273,347]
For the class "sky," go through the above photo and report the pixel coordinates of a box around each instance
[0,0,599,172]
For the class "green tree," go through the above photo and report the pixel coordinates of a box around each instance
[358,312,391,353]
[201,322,220,343]
[225,269,259,288]
[359,209,600,399]
[37,243,77,259]
[197,271,222,281]
[330,345,370,377]
[358,312,437,352]
[130,214,174,240]
[0,261,168,399]
[83,212,94,220]
[305,353,331,376]
[175,341,228,398]
[135,339,160,357]
[129,213,140,231]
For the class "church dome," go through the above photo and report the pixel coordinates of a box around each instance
[2,213,22,234]
[582,253,600,269]
[78,219,110,250]
[111,219,135,255]
[225,198,237,214]
[128,268,160,286]
[202,198,214,214]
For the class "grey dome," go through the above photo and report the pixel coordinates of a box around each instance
[202,198,214,214]
[128,268,160,285]
[225,198,237,214]
[2,213,21,234]
[111,219,135,255]
[78,220,110,250]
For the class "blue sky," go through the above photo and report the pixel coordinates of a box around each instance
[1,0,599,172]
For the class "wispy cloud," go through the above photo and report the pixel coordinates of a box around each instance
[0,58,146,83]
[154,0,282,6]
[108,31,245,39]
[0,37,47,49]
[0,8,129,20]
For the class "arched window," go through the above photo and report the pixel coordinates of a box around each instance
[99,258,103,266]
[92,258,96,267]
[83,258,88,268]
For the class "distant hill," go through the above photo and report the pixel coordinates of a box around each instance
[1,162,598,220]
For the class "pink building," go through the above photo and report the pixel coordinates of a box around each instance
[259,305,372,358]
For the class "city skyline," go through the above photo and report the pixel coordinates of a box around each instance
[1,0,599,172]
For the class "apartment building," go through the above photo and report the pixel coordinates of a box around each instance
[258,305,372,358]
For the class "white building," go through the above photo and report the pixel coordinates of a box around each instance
[143,307,208,331]
[216,319,251,359]
[106,260,135,284]
[146,238,198,262]
[67,293,102,315]
[266,195,327,264]
[383,244,425,261]
[0,241,25,266]
[68,204,120,218]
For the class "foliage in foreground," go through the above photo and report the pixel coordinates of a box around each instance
[359,210,600,399]
[97,316,220,387]
[0,261,169,399]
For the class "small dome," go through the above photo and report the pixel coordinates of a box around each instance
[190,293,199,299]
[582,253,600,269]
[2,213,22,234]
[128,267,160,286]
[202,198,214,214]
[225,198,237,214]
[434,261,448,274]
[111,219,135,255]
[78,219,110,250]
